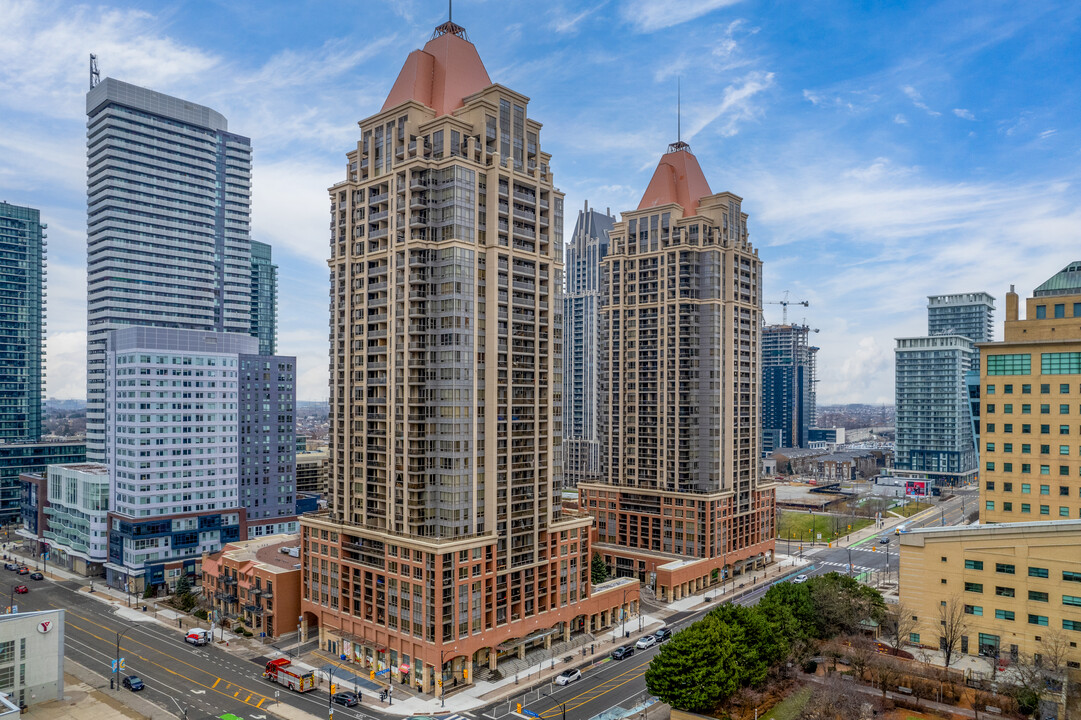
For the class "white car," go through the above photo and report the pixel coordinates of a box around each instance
[793,574,809,584]
[555,668,581,685]
[635,634,657,650]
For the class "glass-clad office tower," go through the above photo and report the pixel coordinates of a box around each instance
[85,78,253,460]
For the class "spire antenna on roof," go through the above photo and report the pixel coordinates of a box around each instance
[668,77,690,154]
[433,0,468,40]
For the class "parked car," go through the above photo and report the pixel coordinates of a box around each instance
[611,646,635,661]
[555,668,581,685]
[16,567,28,575]
[635,635,657,650]
[122,675,145,691]
[654,626,671,642]
[332,691,359,707]
[29,572,43,581]
[3,563,17,571]
[793,574,809,584]
[14,585,28,594]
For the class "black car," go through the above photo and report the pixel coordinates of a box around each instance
[654,626,671,642]
[122,675,145,691]
[611,645,635,661]
[29,572,43,581]
[332,691,359,707]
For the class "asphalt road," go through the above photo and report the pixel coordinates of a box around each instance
[509,492,979,720]
[3,575,380,720]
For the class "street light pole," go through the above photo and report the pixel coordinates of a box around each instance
[114,625,134,690]
[847,547,852,577]
[440,649,446,708]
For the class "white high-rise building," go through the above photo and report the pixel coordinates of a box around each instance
[85,79,253,460]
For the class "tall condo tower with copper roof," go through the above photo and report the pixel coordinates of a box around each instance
[300,19,636,696]
[581,141,776,601]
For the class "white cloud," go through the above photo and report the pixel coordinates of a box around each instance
[621,0,742,32]
[901,85,941,116]
[894,113,908,125]
[252,159,342,265]
[45,330,87,399]
[549,2,607,34]
[1039,128,1058,139]
[686,70,774,138]
[953,108,976,120]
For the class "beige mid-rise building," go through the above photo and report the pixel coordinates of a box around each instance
[901,262,1081,668]
[580,141,775,601]
[300,18,636,697]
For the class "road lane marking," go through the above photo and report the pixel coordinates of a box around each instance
[50,602,273,707]
[213,678,221,689]
[61,616,271,709]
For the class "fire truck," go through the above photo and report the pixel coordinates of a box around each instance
[263,658,315,692]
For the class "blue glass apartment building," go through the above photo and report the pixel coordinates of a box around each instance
[0,202,44,444]
[250,240,278,355]
[85,79,253,462]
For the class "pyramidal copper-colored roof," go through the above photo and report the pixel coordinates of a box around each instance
[381,24,493,116]
[637,143,713,215]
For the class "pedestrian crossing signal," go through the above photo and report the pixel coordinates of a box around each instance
[463,668,468,681]
[370,670,375,680]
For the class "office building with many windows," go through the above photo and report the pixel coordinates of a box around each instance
[0,202,45,445]
[1,442,86,524]
[85,78,253,461]
[562,201,614,486]
[250,240,278,355]
[580,139,776,602]
[901,263,1081,670]
[301,18,633,698]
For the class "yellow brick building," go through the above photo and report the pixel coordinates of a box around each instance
[901,262,1081,667]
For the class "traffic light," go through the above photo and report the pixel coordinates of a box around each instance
[370,670,375,680]
[462,668,469,681]
[438,680,443,687]
[331,684,337,694]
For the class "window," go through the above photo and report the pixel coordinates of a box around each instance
[1021,503,1031,513]
[986,481,996,491]
[986,501,995,511]
[1029,567,1049,578]
[1063,486,1072,496]
[1004,463,1014,473]
[1041,404,1051,414]
[1003,501,1013,511]
[988,354,1032,375]
[995,609,1015,621]
[1062,384,1071,393]
[1061,446,1071,455]
[1023,424,1032,433]
[1055,303,1066,319]
[986,403,996,414]
[996,563,1016,574]
[1061,425,1070,435]
[986,384,996,394]
[986,462,995,471]
[1005,384,1014,394]
[965,582,983,593]
[1041,505,1051,515]
[1022,483,1031,493]
[964,605,983,616]
[1036,305,1047,319]
[1029,615,1049,626]
[1041,485,1051,494]
[1064,595,1081,607]
[1003,423,1011,432]
[1022,464,1032,473]
[1064,571,1081,583]
[1062,405,1071,415]
[1064,619,1081,631]
[995,586,1014,597]
[1004,482,1013,491]
[1030,590,1049,602]
[1043,353,1081,375]
[910,632,920,644]
[965,559,984,570]
[1004,404,1014,414]
[1022,404,1032,414]
[1062,507,1071,517]
[1023,384,1032,394]
[986,442,995,452]
[1041,465,1051,475]
[1074,302,1081,318]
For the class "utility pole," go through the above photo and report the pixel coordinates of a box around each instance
[847,547,853,577]
[114,625,134,690]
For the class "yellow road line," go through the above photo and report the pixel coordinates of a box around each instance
[534,659,652,717]
[53,604,272,708]
[64,618,267,708]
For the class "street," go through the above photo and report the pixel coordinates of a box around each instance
[5,575,379,720]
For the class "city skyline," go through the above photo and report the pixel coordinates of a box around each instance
[1,0,1079,404]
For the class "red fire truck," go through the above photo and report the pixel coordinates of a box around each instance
[263,658,315,692]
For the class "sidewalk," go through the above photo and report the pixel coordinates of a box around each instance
[300,555,813,717]
[21,658,179,720]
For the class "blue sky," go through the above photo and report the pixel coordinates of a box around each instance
[1,0,1079,403]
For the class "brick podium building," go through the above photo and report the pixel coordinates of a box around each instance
[580,141,775,601]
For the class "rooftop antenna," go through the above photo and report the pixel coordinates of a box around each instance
[668,77,690,153]
[433,0,468,39]
[89,54,100,90]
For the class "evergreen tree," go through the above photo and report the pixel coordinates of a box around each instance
[645,616,747,712]
[175,573,192,598]
[590,552,608,584]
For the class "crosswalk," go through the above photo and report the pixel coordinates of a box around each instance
[818,560,877,573]
[439,713,474,720]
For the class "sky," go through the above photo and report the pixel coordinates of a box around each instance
[1,0,1079,404]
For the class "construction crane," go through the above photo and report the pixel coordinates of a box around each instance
[767,291,809,324]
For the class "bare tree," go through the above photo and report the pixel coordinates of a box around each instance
[869,654,905,700]
[1042,627,1071,677]
[800,675,862,720]
[937,596,968,669]
[843,635,876,682]
[881,600,918,652]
